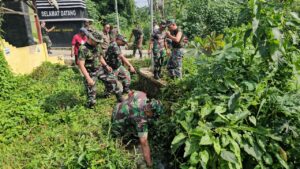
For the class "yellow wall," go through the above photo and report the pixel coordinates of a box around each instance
[0,40,64,74]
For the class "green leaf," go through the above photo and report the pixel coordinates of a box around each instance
[199,150,209,169]
[221,150,238,164]
[275,153,290,169]
[200,134,213,145]
[228,92,240,112]
[189,152,200,165]
[200,102,213,118]
[249,116,256,126]
[215,106,226,114]
[172,133,187,145]
[243,143,262,160]
[252,18,259,36]
[263,153,273,165]
[171,132,187,152]
[290,12,300,23]
[213,138,221,154]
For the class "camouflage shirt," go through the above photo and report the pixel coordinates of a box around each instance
[112,91,149,137]
[78,43,103,71]
[105,42,122,69]
[151,29,166,53]
[132,28,143,42]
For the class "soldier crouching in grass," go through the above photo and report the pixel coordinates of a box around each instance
[111,90,163,168]
[104,34,136,95]
[78,31,123,108]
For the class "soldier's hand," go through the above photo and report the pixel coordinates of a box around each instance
[166,31,171,37]
[129,66,136,73]
[106,65,113,72]
[148,50,151,55]
[87,78,95,86]
[166,49,171,56]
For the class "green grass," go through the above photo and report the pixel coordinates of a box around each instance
[0,59,137,168]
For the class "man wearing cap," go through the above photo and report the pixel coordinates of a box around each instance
[111,90,163,168]
[104,34,136,94]
[148,20,168,79]
[71,28,88,65]
[166,19,184,79]
[99,23,111,54]
[129,22,144,58]
[78,31,123,108]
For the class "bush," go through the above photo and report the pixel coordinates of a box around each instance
[181,0,243,38]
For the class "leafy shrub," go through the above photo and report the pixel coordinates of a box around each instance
[159,1,300,169]
[181,0,243,38]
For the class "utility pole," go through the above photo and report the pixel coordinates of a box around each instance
[115,0,120,33]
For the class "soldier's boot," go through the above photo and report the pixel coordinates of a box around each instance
[116,92,124,102]
[123,86,130,94]
[87,100,96,109]
[139,50,143,58]
[154,70,160,80]
[158,69,163,78]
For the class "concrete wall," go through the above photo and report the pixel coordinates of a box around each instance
[0,40,64,74]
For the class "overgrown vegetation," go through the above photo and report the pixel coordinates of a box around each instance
[155,0,300,168]
[0,52,136,168]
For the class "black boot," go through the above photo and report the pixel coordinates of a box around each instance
[116,93,124,102]
[154,71,160,80]
[158,70,163,78]
[123,87,130,94]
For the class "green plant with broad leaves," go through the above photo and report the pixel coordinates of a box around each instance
[166,0,300,169]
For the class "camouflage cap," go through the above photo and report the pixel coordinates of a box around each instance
[88,31,103,43]
[150,99,163,115]
[160,20,166,27]
[116,34,128,43]
[166,19,176,26]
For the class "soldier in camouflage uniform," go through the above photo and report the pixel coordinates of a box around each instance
[129,22,143,58]
[105,34,136,94]
[78,31,123,108]
[40,21,55,54]
[166,19,184,79]
[111,90,163,168]
[148,20,168,79]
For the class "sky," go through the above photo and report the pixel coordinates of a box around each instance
[135,0,148,7]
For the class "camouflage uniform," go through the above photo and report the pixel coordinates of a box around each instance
[132,27,143,58]
[151,29,166,78]
[111,91,149,138]
[167,28,184,79]
[78,43,122,106]
[41,27,52,51]
[111,91,163,138]
[105,41,131,92]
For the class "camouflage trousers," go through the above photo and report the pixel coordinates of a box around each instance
[85,67,122,105]
[42,35,52,50]
[113,65,131,91]
[153,49,166,75]
[133,40,142,58]
[167,48,183,79]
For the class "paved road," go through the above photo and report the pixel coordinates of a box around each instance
[50,49,151,61]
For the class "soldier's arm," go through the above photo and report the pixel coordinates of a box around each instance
[99,56,112,72]
[148,38,153,54]
[139,136,152,167]
[119,54,136,73]
[78,60,94,86]
[166,31,182,43]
